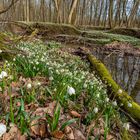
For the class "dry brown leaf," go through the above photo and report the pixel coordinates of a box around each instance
[33,107,48,116]
[2,125,26,140]
[30,119,47,137]
[33,101,56,117]
[64,126,74,140]
[73,129,86,140]
[52,131,64,139]
[70,111,81,118]
[107,134,116,140]
[19,76,26,83]
[32,76,49,86]
[87,121,96,134]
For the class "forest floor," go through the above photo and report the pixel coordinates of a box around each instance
[0,24,140,139]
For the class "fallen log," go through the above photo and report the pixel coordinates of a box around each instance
[88,54,140,123]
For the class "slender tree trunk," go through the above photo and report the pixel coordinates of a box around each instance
[120,0,127,27]
[81,0,86,25]
[97,0,104,26]
[103,0,108,28]
[89,0,94,25]
[114,0,121,27]
[127,0,140,27]
[40,0,45,22]
[108,0,114,28]
[24,0,30,22]
[49,0,52,22]
[68,0,78,24]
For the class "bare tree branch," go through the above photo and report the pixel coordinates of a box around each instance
[0,0,19,15]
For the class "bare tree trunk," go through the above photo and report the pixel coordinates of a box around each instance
[127,0,140,27]
[108,0,114,28]
[114,0,121,27]
[24,0,30,22]
[97,0,104,26]
[49,0,52,22]
[103,0,108,27]
[120,0,128,27]
[40,0,45,22]
[94,0,99,26]
[80,0,86,25]
[68,0,78,24]
[89,0,94,25]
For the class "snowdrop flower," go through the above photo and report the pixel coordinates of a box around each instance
[83,83,87,88]
[7,63,10,67]
[0,71,8,79]
[123,123,130,130]
[36,61,39,65]
[128,102,132,108]
[67,86,75,95]
[37,82,41,86]
[27,83,32,89]
[96,94,100,98]
[0,74,2,79]
[0,123,6,137]
[112,101,117,106]
[105,97,109,102]
[0,50,2,53]
[94,107,98,113]
[118,89,123,94]
[13,58,16,61]
[49,76,53,81]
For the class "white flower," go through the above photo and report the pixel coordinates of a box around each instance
[105,97,109,102]
[1,71,7,77]
[0,50,2,53]
[0,123,6,137]
[128,102,132,108]
[0,71,8,79]
[13,58,16,61]
[83,83,87,88]
[118,89,123,94]
[0,74,2,79]
[112,101,117,106]
[37,82,41,86]
[36,61,39,65]
[94,107,98,113]
[123,123,130,130]
[27,83,32,89]
[49,76,53,81]
[7,63,10,67]
[67,86,75,95]
[96,94,100,98]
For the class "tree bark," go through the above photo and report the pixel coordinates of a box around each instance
[68,0,78,24]
[108,0,114,28]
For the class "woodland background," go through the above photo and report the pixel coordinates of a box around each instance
[0,0,140,28]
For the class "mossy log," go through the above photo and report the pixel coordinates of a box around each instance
[8,21,81,36]
[88,54,140,123]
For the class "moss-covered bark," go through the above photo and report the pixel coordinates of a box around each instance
[0,32,23,60]
[88,54,140,123]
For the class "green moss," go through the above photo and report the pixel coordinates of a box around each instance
[14,21,81,36]
[122,130,133,140]
[108,28,140,39]
[10,22,140,46]
[88,54,140,123]
[85,30,140,46]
